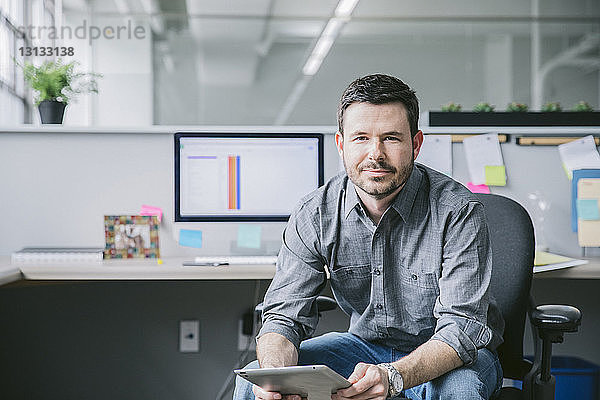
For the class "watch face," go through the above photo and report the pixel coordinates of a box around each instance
[392,373,403,392]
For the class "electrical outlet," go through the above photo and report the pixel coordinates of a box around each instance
[179,320,199,352]
[237,318,257,351]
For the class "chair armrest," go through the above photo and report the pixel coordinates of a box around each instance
[530,305,581,333]
[315,296,338,312]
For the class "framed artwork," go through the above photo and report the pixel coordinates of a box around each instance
[104,215,160,259]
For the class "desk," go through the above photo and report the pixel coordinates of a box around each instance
[533,258,600,279]
[0,262,21,285]
[2,256,598,286]
[0,256,276,282]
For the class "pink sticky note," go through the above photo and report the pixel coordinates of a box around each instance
[466,182,491,194]
[140,204,163,222]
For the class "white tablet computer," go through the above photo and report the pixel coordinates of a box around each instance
[234,365,351,398]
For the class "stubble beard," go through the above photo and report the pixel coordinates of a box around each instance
[344,156,414,201]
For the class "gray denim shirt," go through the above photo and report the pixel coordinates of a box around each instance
[258,164,504,365]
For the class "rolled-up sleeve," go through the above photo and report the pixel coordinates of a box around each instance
[431,201,497,365]
[257,203,327,350]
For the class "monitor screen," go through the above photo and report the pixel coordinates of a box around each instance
[174,132,324,222]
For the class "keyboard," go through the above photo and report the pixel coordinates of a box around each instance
[192,255,278,265]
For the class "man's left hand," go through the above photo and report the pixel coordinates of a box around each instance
[332,362,389,400]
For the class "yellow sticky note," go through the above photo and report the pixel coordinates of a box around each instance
[534,251,572,266]
[484,165,506,186]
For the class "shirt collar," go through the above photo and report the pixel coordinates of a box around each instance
[343,165,423,221]
[344,177,362,219]
[390,165,422,222]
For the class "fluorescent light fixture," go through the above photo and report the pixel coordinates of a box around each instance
[322,18,344,38]
[334,0,359,18]
[312,36,335,58]
[301,0,359,76]
[301,23,340,76]
[302,56,324,76]
[275,76,311,124]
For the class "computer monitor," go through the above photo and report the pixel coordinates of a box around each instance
[174,132,324,222]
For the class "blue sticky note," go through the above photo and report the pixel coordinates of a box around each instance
[576,199,600,220]
[179,229,203,248]
[237,225,262,249]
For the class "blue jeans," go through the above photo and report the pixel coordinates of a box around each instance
[233,332,503,400]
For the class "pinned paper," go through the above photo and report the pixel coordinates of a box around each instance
[576,199,600,220]
[484,165,506,186]
[562,163,573,180]
[466,182,491,194]
[558,135,600,180]
[415,134,452,176]
[237,225,262,249]
[140,204,163,222]
[463,133,505,185]
[179,229,203,248]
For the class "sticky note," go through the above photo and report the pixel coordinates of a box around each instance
[484,165,506,186]
[466,182,491,194]
[576,199,600,220]
[179,229,203,248]
[140,204,163,222]
[237,225,262,249]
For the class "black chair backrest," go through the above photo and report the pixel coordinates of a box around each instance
[476,193,535,379]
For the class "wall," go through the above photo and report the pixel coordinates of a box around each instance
[1,128,599,400]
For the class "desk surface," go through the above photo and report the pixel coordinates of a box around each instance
[1,256,276,282]
[1,256,599,285]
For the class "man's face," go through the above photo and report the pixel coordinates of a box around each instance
[335,102,423,200]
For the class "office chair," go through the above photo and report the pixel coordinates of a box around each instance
[254,295,338,332]
[476,193,582,400]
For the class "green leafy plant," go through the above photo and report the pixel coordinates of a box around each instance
[541,102,562,112]
[572,101,593,112]
[506,102,528,112]
[473,102,495,112]
[21,59,100,105]
[441,102,462,112]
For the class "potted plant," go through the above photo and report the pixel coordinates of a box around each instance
[473,102,495,112]
[428,99,600,127]
[441,102,462,112]
[541,102,562,112]
[21,59,100,124]
[572,101,593,112]
[507,102,528,112]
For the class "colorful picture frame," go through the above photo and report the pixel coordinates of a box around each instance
[104,215,160,259]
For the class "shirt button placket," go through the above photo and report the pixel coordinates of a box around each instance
[372,229,385,334]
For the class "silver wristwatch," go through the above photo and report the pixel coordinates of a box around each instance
[378,363,404,398]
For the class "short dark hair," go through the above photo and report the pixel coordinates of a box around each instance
[337,74,419,137]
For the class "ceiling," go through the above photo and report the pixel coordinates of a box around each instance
[61,0,600,105]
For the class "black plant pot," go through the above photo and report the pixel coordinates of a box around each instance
[38,100,66,124]
[427,111,600,127]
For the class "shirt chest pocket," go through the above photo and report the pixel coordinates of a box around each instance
[399,269,439,332]
[329,264,372,314]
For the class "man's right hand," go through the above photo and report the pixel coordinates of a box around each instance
[251,385,304,400]
[254,333,304,400]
